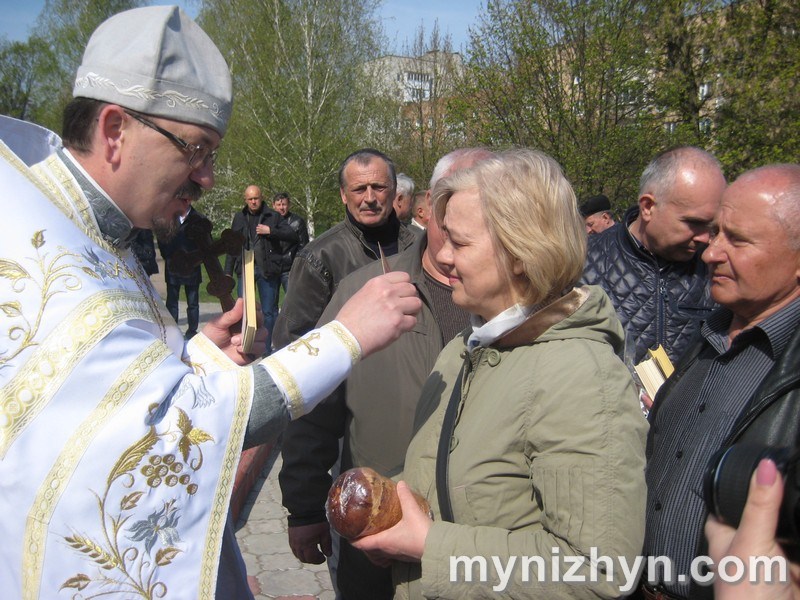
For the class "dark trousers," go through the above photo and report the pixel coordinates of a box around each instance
[337,538,393,600]
[166,282,200,336]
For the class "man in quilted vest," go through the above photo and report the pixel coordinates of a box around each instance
[581,145,726,368]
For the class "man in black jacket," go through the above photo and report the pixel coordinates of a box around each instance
[642,164,800,600]
[272,191,309,296]
[225,184,297,353]
[158,202,206,339]
[272,149,416,348]
[581,146,726,366]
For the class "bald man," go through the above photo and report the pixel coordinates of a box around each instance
[225,184,298,352]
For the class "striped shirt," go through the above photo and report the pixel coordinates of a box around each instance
[643,298,800,598]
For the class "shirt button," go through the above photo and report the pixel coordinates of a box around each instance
[676,450,683,459]
[699,403,706,413]
[486,349,501,367]
[655,501,662,511]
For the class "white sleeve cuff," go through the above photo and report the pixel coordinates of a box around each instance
[258,321,361,419]
[184,331,239,373]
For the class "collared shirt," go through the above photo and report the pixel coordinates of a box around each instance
[644,297,800,597]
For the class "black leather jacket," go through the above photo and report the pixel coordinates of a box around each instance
[650,314,800,455]
[580,206,715,363]
[272,212,416,348]
[224,205,298,278]
[276,211,309,273]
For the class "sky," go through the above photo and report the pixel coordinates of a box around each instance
[0,0,484,53]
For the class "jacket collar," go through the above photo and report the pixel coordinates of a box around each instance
[617,205,659,264]
[495,287,589,349]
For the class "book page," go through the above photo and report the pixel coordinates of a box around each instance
[240,248,257,353]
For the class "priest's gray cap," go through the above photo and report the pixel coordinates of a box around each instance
[73,5,232,136]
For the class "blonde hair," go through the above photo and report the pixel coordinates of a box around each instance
[433,148,586,306]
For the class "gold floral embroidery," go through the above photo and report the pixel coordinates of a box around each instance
[0,230,85,368]
[22,342,170,599]
[31,156,168,342]
[59,407,214,598]
[0,229,172,456]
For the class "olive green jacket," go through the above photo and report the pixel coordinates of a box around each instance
[394,286,648,599]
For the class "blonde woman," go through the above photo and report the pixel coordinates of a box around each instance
[354,149,648,599]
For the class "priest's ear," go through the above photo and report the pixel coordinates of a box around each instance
[95,104,127,165]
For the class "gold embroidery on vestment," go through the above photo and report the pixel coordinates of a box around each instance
[327,322,361,364]
[262,356,304,419]
[288,332,321,356]
[22,341,170,599]
[32,157,169,342]
[199,367,253,597]
[1,290,156,457]
[58,395,214,597]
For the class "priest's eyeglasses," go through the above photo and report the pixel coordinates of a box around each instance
[125,111,217,170]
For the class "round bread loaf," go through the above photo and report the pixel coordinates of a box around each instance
[325,467,431,540]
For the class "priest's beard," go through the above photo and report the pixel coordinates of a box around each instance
[152,216,179,241]
[152,182,202,241]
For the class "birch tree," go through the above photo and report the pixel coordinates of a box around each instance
[200,0,385,236]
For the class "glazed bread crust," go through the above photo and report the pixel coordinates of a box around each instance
[326,467,431,540]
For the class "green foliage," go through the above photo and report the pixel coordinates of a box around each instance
[199,0,386,237]
[450,0,668,208]
[0,37,56,121]
[712,0,800,177]
[5,0,799,229]
[646,0,724,141]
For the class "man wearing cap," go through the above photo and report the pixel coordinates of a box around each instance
[0,6,420,599]
[580,193,617,235]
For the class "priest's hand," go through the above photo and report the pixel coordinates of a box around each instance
[335,272,421,358]
[202,298,268,363]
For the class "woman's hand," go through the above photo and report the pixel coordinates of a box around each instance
[350,481,432,566]
[705,459,800,600]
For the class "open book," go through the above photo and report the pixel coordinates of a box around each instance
[633,345,674,399]
[240,248,257,354]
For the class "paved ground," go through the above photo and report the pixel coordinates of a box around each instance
[235,442,336,600]
[150,259,336,599]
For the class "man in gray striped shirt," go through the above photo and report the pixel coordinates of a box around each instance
[642,163,800,600]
